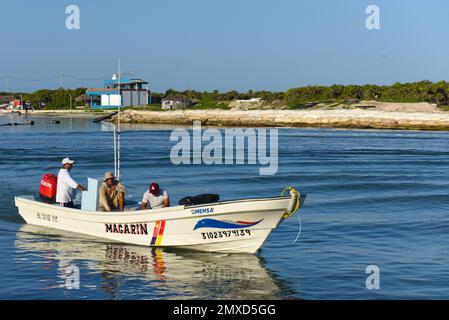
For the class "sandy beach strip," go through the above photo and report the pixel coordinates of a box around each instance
[112,109,449,131]
[0,109,104,118]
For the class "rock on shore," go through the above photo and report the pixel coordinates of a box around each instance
[112,109,449,130]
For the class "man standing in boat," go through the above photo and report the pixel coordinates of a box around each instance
[140,182,170,210]
[56,158,87,208]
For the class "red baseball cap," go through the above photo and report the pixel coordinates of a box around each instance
[149,182,160,196]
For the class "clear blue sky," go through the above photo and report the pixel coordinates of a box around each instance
[1,0,449,93]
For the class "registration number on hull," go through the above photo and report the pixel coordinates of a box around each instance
[37,212,58,223]
[201,229,251,240]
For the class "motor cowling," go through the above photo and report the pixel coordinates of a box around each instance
[39,174,58,203]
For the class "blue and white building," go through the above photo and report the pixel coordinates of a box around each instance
[86,74,150,109]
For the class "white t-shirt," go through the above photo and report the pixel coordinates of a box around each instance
[142,189,168,209]
[56,168,79,203]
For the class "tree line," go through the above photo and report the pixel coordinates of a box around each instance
[152,89,285,104]
[2,80,449,109]
[285,81,449,106]
[1,88,86,109]
[157,81,449,107]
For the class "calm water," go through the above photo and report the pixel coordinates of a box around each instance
[1,113,449,299]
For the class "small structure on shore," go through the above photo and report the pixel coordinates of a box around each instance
[235,97,261,103]
[86,74,150,109]
[76,94,89,107]
[161,94,193,110]
[0,95,15,105]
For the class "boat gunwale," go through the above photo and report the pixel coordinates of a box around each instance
[15,195,293,219]
[183,195,292,209]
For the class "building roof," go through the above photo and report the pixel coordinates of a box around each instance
[130,79,148,84]
[0,95,14,104]
[86,88,119,95]
[104,78,148,85]
[75,94,89,102]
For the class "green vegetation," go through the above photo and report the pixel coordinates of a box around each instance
[163,89,284,103]
[438,105,449,111]
[191,93,230,110]
[285,81,449,107]
[4,80,449,111]
[18,88,86,109]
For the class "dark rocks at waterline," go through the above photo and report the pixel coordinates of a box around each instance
[92,111,118,123]
[0,120,35,126]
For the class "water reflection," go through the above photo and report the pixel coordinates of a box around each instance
[15,224,293,299]
[99,121,194,132]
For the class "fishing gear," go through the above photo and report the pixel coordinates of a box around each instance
[281,186,304,244]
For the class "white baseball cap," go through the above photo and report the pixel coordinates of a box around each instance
[61,158,75,165]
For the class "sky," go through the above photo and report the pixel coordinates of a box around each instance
[1,0,449,93]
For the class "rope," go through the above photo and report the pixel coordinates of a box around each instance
[292,214,302,244]
[280,186,303,243]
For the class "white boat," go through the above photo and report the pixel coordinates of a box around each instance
[15,190,304,254]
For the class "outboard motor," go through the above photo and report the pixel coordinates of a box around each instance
[39,174,58,203]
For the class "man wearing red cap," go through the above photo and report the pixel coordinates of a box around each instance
[140,182,170,210]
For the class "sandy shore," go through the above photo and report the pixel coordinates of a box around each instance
[112,109,449,130]
[0,109,104,118]
[30,110,103,117]
[4,103,449,130]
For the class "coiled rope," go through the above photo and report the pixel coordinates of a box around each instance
[281,186,301,219]
[281,186,303,243]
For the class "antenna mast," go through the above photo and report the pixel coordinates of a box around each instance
[114,125,117,178]
[117,59,121,180]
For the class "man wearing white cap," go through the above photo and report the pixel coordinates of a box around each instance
[56,158,87,208]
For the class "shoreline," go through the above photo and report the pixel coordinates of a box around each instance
[0,110,103,118]
[3,108,449,131]
[112,109,449,131]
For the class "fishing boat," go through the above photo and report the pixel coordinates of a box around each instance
[14,60,306,254]
[15,188,304,254]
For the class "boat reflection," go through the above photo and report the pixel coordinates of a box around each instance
[15,224,293,299]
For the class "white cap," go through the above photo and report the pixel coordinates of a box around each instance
[61,158,75,165]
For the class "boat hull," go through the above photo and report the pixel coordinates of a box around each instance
[15,196,292,254]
